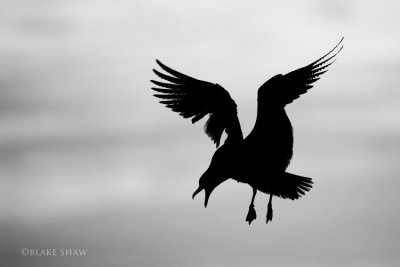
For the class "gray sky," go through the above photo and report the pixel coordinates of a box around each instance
[1,0,400,266]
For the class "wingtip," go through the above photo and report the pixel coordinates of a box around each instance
[335,37,344,48]
[313,37,344,66]
[336,37,344,52]
[155,59,163,66]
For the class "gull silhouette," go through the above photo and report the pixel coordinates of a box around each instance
[151,38,343,224]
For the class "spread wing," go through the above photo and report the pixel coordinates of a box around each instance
[151,60,243,147]
[269,37,344,106]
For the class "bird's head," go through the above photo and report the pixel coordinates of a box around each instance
[192,173,228,208]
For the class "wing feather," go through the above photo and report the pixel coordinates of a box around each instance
[278,38,344,105]
[151,60,243,147]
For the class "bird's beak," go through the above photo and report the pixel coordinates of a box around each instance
[192,186,202,199]
[192,186,214,208]
[204,187,212,208]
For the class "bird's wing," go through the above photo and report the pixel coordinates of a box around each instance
[151,60,243,147]
[272,37,343,106]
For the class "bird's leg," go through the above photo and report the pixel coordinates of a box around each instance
[266,193,273,223]
[245,187,257,225]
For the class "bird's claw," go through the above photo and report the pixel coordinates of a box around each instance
[245,204,257,225]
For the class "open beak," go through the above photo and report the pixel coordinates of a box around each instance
[192,186,202,199]
[204,188,212,207]
[192,186,214,208]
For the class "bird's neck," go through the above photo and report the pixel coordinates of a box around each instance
[255,102,288,126]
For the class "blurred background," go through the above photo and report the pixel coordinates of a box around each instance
[1,0,399,266]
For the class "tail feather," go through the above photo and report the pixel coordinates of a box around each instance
[273,172,313,200]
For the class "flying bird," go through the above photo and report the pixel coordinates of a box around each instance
[151,38,343,224]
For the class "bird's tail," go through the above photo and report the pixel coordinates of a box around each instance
[272,172,313,200]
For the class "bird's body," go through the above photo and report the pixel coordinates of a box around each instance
[207,107,293,187]
[196,85,310,223]
[151,38,343,224]
[245,106,294,174]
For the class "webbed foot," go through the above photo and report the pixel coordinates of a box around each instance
[245,204,257,225]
